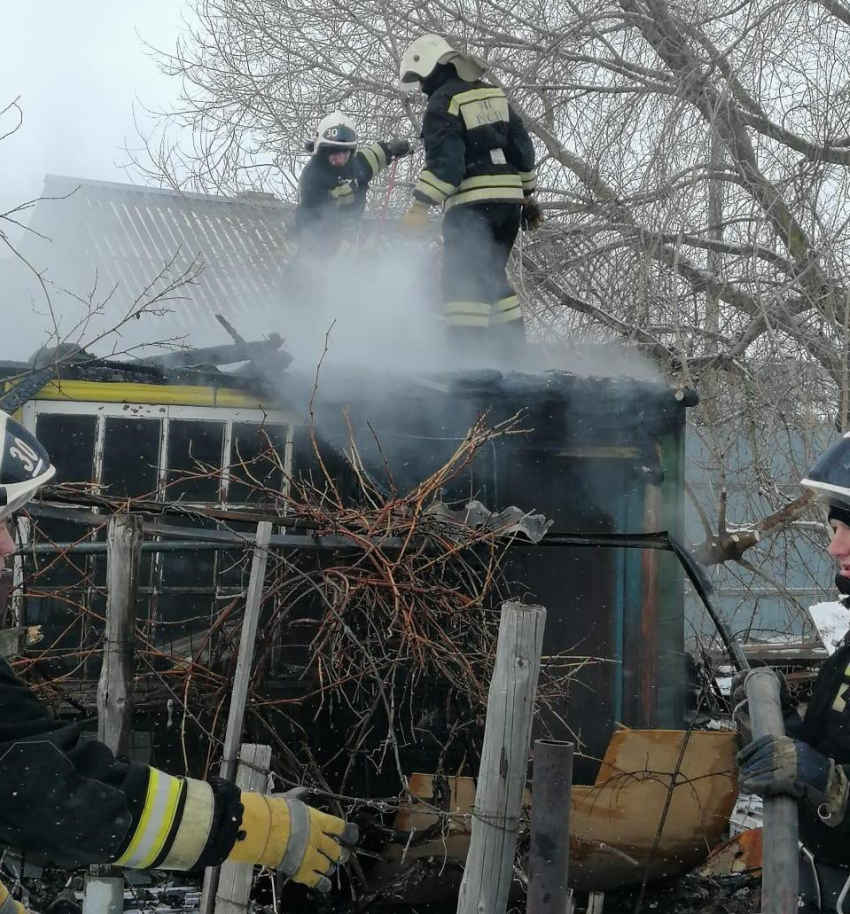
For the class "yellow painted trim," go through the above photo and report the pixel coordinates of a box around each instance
[29,379,270,409]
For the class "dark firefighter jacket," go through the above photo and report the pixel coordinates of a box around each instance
[0,657,241,870]
[797,638,850,867]
[412,71,536,212]
[294,141,395,253]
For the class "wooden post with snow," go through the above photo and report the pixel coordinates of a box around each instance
[200,521,273,914]
[97,514,144,755]
[214,744,272,913]
[83,513,143,914]
[456,601,546,914]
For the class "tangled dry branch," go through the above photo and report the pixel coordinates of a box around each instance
[12,411,588,808]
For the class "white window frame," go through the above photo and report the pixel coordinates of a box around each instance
[17,398,301,640]
[21,399,298,507]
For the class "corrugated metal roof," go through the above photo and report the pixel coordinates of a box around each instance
[18,175,292,348]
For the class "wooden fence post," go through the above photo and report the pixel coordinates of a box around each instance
[82,513,143,914]
[456,601,546,914]
[98,514,144,755]
[214,744,272,913]
[200,522,273,914]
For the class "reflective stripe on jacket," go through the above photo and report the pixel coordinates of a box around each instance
[413,74,536,211]
[0,658,241,871]
[295,141,394,244]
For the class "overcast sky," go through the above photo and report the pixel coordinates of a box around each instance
[0,1,186,219]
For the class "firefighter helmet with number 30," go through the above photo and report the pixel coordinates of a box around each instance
[314,112,358,152]
[0,411,55,521]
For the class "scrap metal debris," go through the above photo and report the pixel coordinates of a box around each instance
[424,499,553,544]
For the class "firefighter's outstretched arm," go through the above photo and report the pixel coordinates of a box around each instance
[0,658,356,893]
[351,139,410,186]
[0,413,357,896]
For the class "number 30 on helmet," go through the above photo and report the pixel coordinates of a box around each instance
[314,112,358,152]
[0,411,56,521]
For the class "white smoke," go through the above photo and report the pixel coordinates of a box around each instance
[4,182,662,386]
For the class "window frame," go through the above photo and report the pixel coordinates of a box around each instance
[16,397,298,658]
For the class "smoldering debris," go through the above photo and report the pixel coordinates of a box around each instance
[603,873,760,914]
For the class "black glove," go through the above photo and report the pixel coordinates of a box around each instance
[386,139,412,158]
[730,667,801,744]
[731,668,793,711]
[737,734,849,824]
[521,198,544,231]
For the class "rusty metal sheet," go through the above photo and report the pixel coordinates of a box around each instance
[378,727,739,898]
[570,728,739,891]
[698,828,763,877]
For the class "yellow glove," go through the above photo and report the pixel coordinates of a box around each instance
[0,881,30,913]
[400,200,431,232]
[229,792,358,893]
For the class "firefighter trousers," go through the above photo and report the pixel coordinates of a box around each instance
[441,202,523,333]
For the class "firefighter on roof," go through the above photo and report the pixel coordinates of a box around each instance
[398,34,540,353]
[0,411,357,912]
[293,110,411,259]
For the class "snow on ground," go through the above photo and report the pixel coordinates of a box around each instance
[808,601,850,655]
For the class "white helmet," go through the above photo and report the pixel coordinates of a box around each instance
[314,111,358,152]
[399,34,488,88]
[399,34,455,87]
[0,411,56,521]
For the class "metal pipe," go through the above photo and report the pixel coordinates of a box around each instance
[540,532,750,671]
[745,668,798,913]
[528,739,574,914]
[15,533,390,555]
[22,516,751,671]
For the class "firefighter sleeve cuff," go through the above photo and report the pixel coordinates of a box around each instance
[112,771,217,872]
[519,170,538,194]
[360,142,389,177]
[413,170,456,205]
